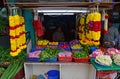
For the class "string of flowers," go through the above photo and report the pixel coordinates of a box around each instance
[92,12,101,46]
[104,13,109,34]
[78,7,101,46]
[9,8,26,57]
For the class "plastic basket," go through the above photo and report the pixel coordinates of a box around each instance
[58,56,72,62]
[44,57,57,62]
[58,42,70,51]
[73,57,90,63]
[58,48,71,51]
[47,45,58,49]
[71,48,83,52]
[31,46,45,52]
[27,57,40,62]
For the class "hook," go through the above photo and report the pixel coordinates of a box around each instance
[19,8,22,16]
[15,8,17,15]
[9,8,12,16]
[93,6,95,13]
[13,8,16,15]
[96,4,99,12]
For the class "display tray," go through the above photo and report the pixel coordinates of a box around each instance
[91,59,120,71]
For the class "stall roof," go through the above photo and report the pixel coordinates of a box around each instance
[5,2,120,8]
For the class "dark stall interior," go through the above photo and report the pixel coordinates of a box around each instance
[42,14,76,42]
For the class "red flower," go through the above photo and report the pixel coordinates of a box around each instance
[104,30,108,34]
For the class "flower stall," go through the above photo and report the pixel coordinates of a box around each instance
[1,0,120,79]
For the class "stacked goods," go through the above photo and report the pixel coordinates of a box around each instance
[9,13,26,57]
[90,49,104,58]
[40,47,60,62]
[58,42,70,51]
[71,44,82,49]
[106,48,120,56]
[113,54,120,66]
[73,50,89,62]
[90,48,120,58]
[37,40,49,48]
[47,45,58,49]
[91,48,120,66]
[79,11,101,46]
[47,42,58,49]
[95,55,112,66]
[70,40,83,51]
[49,42,58,45]
[69,39,80,45]
[58,51,72,62]
[27,50,41,62]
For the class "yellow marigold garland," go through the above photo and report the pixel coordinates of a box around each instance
[78,12,101,46]
[9,14,26,57]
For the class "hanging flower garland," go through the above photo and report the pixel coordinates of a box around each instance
[78,6,102,46]
[9,14,18,56]
[9,8,26,57]
[104,13,109,34]
[92,12,101,46]
[20,16,27,49]
[79,17,84,40]
[86,13,94,45]
[79,17,87,45]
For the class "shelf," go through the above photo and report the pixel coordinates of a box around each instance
[5,2,120,8]
[24,62,90,65]
[24,62,60,79]
[24,62,93,79]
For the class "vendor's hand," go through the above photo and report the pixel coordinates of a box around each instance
[110,42,114,45]
[104,42,111,45]
[104,41,114,46]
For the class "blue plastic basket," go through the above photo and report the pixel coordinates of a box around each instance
[44,57,57,62]
[47,70,59,79]
[58,47,71,51]
[58,42,71,51]
[31,46,45,52]
[27,57,40,62]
